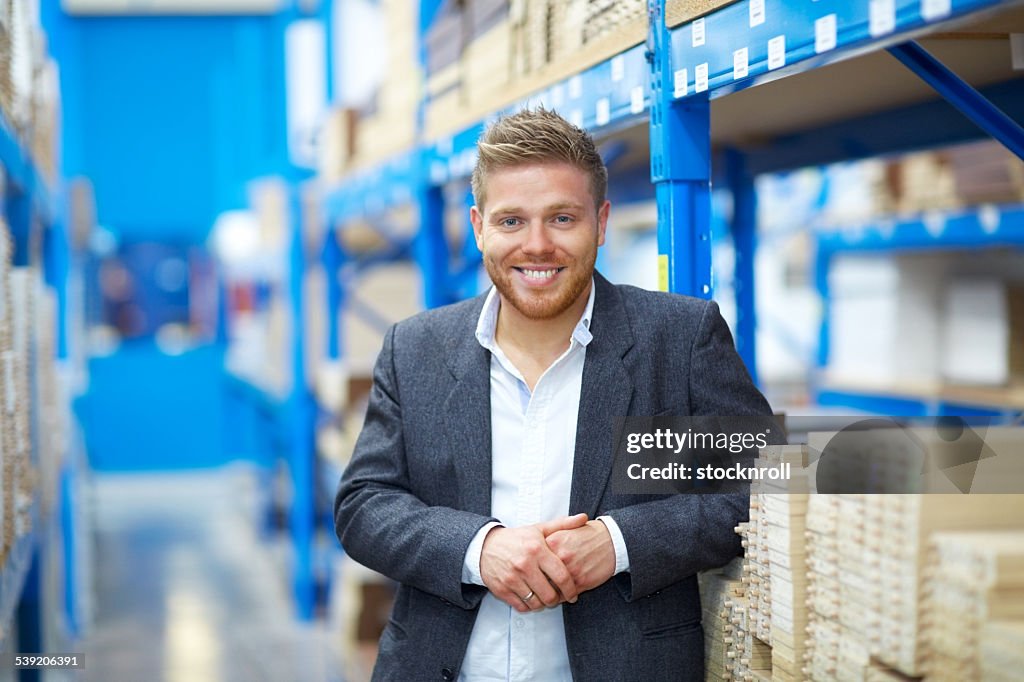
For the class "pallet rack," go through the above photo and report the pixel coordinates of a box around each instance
[309,0,1024,623]
[0,96,78,663]
[320,0,1023,394]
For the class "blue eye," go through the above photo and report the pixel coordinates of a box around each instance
[555,215,573,224]
[502,218,519,227]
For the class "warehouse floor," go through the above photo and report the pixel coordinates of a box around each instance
[83,469,346,682]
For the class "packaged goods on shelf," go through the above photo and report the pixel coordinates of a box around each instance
[349,0,419,169]
[0,224,10,564]
[34,284,61,520]
[424,0,646,140]
[0,1,13,121]
[980,620,1024,682]
[698,558,744,681]
[319,107,358,185]
[923,531,1024,681]
[948,139,1024,206]
[892,149,961,215]
[665,0,742,28]
[799,487,1024,678]
[941,279,1024,387]
[341,263,421,376]
[8,267,39,540]
[827,255,944,386]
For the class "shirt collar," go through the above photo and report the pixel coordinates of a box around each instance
[475,279,596,352]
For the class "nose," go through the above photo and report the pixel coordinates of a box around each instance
[521,220,555,256]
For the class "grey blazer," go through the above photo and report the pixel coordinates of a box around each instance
[334,272,772,681]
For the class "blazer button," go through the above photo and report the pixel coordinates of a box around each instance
[441,667,455,681]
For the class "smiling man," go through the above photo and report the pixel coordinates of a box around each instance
[335,108,773,681]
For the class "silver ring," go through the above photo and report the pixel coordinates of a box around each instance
[521,590,535,602]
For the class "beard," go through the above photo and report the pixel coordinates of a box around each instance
[483,246,597,321]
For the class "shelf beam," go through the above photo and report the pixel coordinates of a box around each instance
[887,40,1024,161]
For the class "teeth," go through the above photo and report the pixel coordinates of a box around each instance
[523,269,558,279]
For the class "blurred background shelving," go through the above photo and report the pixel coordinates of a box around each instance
[0,0,1022,680]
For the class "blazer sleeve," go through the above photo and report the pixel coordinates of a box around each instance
[334,324,494,609]
[605,300,771,600]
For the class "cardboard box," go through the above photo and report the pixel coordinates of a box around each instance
[941,279,1024,386]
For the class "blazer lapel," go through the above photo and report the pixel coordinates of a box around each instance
[443,296,493,517]
[570,273,635,517]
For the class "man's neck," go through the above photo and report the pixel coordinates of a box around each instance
[493,284,591,389]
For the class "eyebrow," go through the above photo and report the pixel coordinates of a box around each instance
[488,201,586,216]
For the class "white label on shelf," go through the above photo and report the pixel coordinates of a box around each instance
[733,47,749,80]
[695,63,709,92]
[692,18,706,47]
[870,0,896,37]
[611,55,625,82]
[979,204,1000,234]
[815,14,837,53]
[630,86,644,114]
[570,109,583,128]
[768,35,786,70]
[923,210,946,237]
[673,68,689,98]
[595,98,611,126]
[569,75,583,99]
[551,83,565,107]
[921,0,952,20]
[1013,34,1024,70]
[750,0,766,27]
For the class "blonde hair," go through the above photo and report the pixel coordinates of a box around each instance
[471,107,608,211]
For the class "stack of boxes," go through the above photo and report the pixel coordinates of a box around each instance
[980,620,1024,681]
[664,0,742,28]
[0,224,12,566]
[699,559,744,680]
[423,0,647,140]
[804,494,840,680]
[343,0,420,172]
[923,531,1024,681]
[0,0,58,183]
[8,267,38,540]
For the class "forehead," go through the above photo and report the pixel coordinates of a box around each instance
[482,162,594,211]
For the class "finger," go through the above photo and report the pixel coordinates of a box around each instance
[523,567,562,608]
[537,513,588,536]
[538,551,579,604]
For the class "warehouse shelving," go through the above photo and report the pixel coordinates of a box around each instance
[814,201,1024,417]
[0,93,72,664]
[319,0,1023,392]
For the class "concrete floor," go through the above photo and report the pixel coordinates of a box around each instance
[80,468,347,682]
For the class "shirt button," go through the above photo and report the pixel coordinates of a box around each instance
[515,617,525,628]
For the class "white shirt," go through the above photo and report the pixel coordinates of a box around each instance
[459,282,630,681]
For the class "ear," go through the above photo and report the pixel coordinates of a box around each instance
[596,200,610,247]
[470,205,485,252]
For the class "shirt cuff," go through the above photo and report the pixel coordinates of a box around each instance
[462,522,502,585]
[597,516,630,575]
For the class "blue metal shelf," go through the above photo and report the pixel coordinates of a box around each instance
[668,0,1017,102]
[0,111,57,228]
[817,203,1024,255]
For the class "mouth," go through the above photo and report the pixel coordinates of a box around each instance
[513,266,566,284]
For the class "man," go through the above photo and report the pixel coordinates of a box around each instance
[335,107,772,681]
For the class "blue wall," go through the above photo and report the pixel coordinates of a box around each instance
[46,7,291,470]
[68,15,287,242]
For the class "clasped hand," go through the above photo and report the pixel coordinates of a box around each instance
[479,514,616,613]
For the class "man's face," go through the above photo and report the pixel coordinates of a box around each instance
[470,162,609,321]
